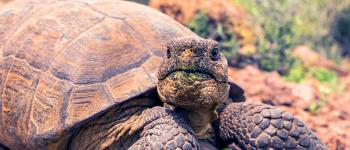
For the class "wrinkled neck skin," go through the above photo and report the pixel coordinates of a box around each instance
[164,102,219,136]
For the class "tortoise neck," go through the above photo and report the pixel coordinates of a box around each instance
[165,103,218,136]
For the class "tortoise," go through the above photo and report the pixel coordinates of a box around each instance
[0,0,327,149]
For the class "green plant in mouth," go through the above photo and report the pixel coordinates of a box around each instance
[175,71,200,84]
[175,71,185,80]
[187,73,198,81]
[178,66,197,71]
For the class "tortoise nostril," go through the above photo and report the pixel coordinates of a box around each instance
[181,49,195,58]
[167,48,171,59]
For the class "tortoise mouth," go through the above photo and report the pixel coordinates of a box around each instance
[157,68,230,107]
[162,68,222,83]
[160,68,226,83]
[168,70,213,82]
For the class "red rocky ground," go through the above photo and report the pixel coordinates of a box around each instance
[229,66,350,149]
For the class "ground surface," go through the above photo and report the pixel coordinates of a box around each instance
[229,66,350,149]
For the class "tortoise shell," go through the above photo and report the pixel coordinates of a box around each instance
[0,0,197,148]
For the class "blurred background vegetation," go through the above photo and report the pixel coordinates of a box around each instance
[234,0,350,73]
[149,0,350,78]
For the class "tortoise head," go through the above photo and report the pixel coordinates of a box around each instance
[157,37,230,109]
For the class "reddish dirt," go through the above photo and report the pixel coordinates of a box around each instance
[229,66,350,149]
[0,2,4,8]
[0,0,10,7]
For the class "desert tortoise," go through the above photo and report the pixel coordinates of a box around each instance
[0,0,326,149]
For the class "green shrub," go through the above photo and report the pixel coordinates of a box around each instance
[186,9,295,71]
[308,67,337,83]
[231,0,302,72]
[284,62,306,83]
[187,11,210,38]
[187,11,240,63]
[234,0,350,70]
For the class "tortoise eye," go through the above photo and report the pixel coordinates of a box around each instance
[166,48,171,59]
[210,47,220,61]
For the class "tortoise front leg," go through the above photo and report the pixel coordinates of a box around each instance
[128,107,199,150]
[216,102,327,149]
[70,105,199,150]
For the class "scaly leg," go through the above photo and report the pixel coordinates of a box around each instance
[217,102,327,149]
[128,106,199,150]
[70,103,199,149]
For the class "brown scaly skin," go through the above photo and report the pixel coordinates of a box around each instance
[157,37,327,149]
[218,103,328,150]
[128,107,199,150]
